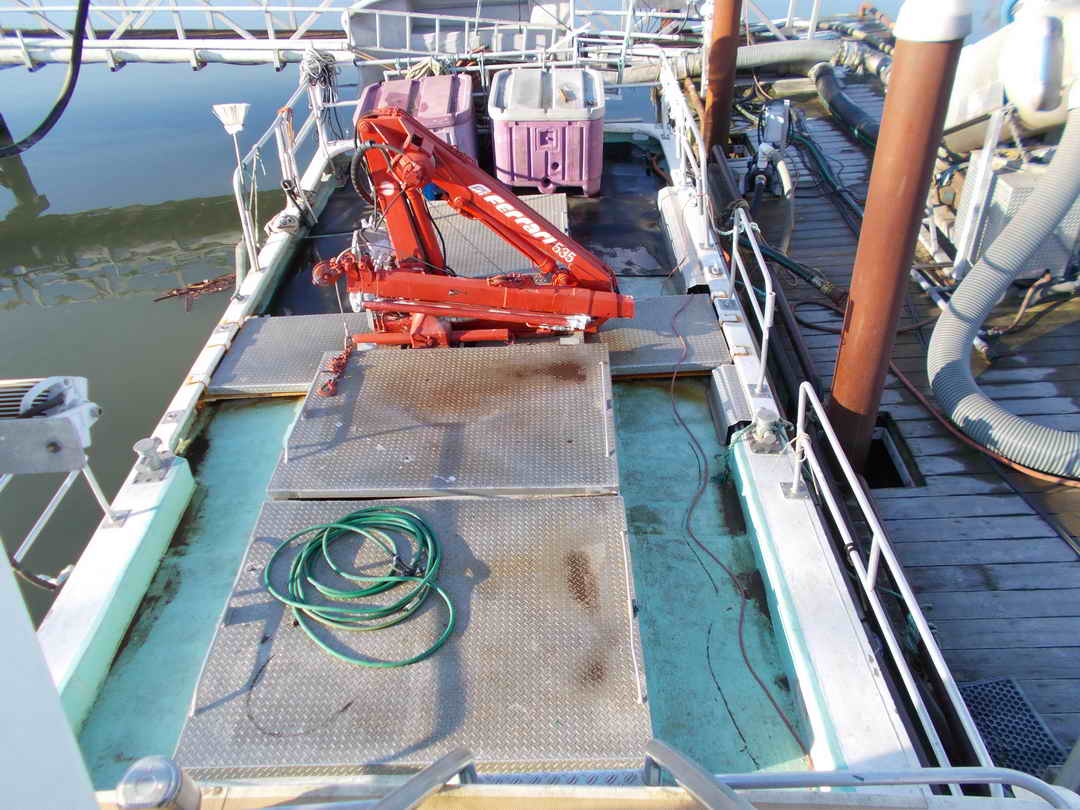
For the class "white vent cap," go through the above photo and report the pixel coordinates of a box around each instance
[894,0,973,42]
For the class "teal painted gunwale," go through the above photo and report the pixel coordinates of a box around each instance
[58,461,196,729]
[728,440,847,771]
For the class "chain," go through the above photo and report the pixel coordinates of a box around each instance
[316,335,355,398]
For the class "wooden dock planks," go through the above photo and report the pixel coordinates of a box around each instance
[777,81,1080,749]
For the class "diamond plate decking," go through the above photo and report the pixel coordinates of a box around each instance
[268,343,619,499]
[355,193,569,278]
[432,193,569,277]
[208,314,371,398]
[595,294,730,376]
[174,496,649,779]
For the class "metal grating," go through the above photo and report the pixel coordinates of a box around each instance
[268,343,619,499]
[174,496,650,780]
[594,295,730,376]
[482,770,644,785]
[208,314,372,398]
[959,679,1066,776]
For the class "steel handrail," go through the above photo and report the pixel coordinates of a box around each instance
[10,466,118,562]
[229,82,309,276]
[652,48,707,201]
[781,0,823,36]
[0,0,713,69]
[712,768,1072,807]
[729,207,776,393]
[790,381,1001,796]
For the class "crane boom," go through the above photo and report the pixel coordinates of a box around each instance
[312,107,635,348]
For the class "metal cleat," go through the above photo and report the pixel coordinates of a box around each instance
[748,407,784,454]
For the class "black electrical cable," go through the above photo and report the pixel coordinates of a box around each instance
[0,0,91,158]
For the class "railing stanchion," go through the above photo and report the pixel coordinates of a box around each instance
[12,470,80,563]
[82,465,121,527]
[866,533,882,587]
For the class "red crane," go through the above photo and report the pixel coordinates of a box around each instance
[312,107,634,349]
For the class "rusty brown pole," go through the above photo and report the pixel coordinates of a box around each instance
[702,0,743,154]
[827,1,970,470]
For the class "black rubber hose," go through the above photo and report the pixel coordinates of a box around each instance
[349,148,375,206]
[0,0,91,158]
[808,63,879,147]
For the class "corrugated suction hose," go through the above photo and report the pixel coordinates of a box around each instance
[927,106,1080,479]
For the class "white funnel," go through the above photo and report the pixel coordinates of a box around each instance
[212,103,250,135]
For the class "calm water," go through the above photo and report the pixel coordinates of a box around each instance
[0,0,997,621]
[0,64,297,619]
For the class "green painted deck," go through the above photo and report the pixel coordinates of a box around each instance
[614,378,809,775]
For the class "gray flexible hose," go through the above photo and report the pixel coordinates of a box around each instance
[734,39,840,70]
[927,106,1080,478]
[612,40,842,84]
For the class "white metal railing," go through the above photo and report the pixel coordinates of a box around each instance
[647,47,781,398]
[0,1,568,66]
[729,206,776,393]
[780,0,823,37]
[653,48,707,204]
[230,80,324,278]
[344,7,567,60]
[0,377,121,590]
[788,381,1002,796]
[5,465,119,588]
[1,0,354,68]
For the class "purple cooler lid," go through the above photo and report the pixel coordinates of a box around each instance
[357,74,474,130]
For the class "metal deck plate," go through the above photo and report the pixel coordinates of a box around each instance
[430,193,569,278]
[268,343,619,499]
[594,295,731,376]
[174,496,649,779]
[358,194,569,278]
[208,314,372,397]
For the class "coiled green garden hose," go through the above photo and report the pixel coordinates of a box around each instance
[263,506,455,668]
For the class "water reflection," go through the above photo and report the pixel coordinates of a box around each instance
[0,190,282,309]
[0,113,50,221]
